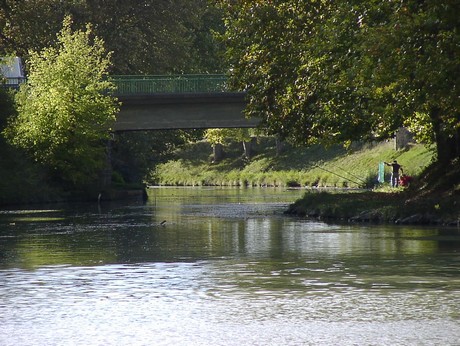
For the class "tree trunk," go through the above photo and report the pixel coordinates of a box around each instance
[275,136,285,156]
[242,137,256,159]
[213,143,224,162]
[431,107,459,165]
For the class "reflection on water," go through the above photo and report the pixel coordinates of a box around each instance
[0,187,459,345]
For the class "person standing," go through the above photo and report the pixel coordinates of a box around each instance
[384,160,403,187]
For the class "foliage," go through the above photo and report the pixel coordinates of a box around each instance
[94,0,227,74]
[0,86,15,132]
[152,138,433,188]
[1,1,228,190]
[204,128,257,145]
[356,0,460,164]
[0,0,66,56]
[0,0,226,74]
[0,88,59,204]
[111,130,203,184]
[216,0,460,165]
[3,17,118,186]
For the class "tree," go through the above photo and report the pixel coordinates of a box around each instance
[0,85,15,133]
[81,0,224,74]
[0,0,79,58]
[3,16,119,186]
[1,1,229,186]
[205,128,259,160]
[0,0,226,74]
[111,130,203,184]
[357,0,460,165]
[217,0,460,165]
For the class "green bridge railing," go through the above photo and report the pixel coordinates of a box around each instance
[111,74,230,95]
[2,75,233,94]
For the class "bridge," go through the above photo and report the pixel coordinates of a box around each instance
[1,73,259,131]
[111,75,258,131]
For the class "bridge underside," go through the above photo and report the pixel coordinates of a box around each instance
[114,92,259,131]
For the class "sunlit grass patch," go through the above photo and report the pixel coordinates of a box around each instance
[150,138,433,191]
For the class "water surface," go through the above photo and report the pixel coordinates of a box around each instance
[1,187,459,345]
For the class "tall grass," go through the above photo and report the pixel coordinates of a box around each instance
[149,138,434,189]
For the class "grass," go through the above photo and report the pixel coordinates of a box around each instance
[285,183,460,225]
[150,137,460,224]
[149,137,434,189]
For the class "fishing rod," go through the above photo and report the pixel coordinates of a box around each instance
[334,165,368,184]
[313,164,362,186]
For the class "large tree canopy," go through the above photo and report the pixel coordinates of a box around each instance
[217,0,460,164]
[0,0,225,74]
[4,17,118,185]
[1,1,227,187]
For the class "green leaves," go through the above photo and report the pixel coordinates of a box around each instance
[218,0,460,163]
[205,128,256,145]
[4,16,119,185]
[1,1,224,75]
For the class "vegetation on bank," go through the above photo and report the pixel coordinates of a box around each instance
[0,2,223,205]
[1,1,458,213]
[150,138,432,188]
[4,17,118,186]
[285,182,460,226]
[218,1,460,169]
[152,138,460,225]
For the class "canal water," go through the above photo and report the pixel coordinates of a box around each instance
[0,187,459,346]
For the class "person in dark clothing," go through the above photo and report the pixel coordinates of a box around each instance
[384,160,403,187]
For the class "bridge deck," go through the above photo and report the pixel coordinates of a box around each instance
[2,74,258,130]
[114,91,257,131]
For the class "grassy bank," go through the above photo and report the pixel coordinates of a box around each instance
[150,138,460,225]
[285,187,460,225]
[150,137,433,189]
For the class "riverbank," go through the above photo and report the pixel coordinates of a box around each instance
[152,137,459,225]
[151,138,432,188]
[285,187,460,226]
[0,181,147,206]
[285,158,460,226]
